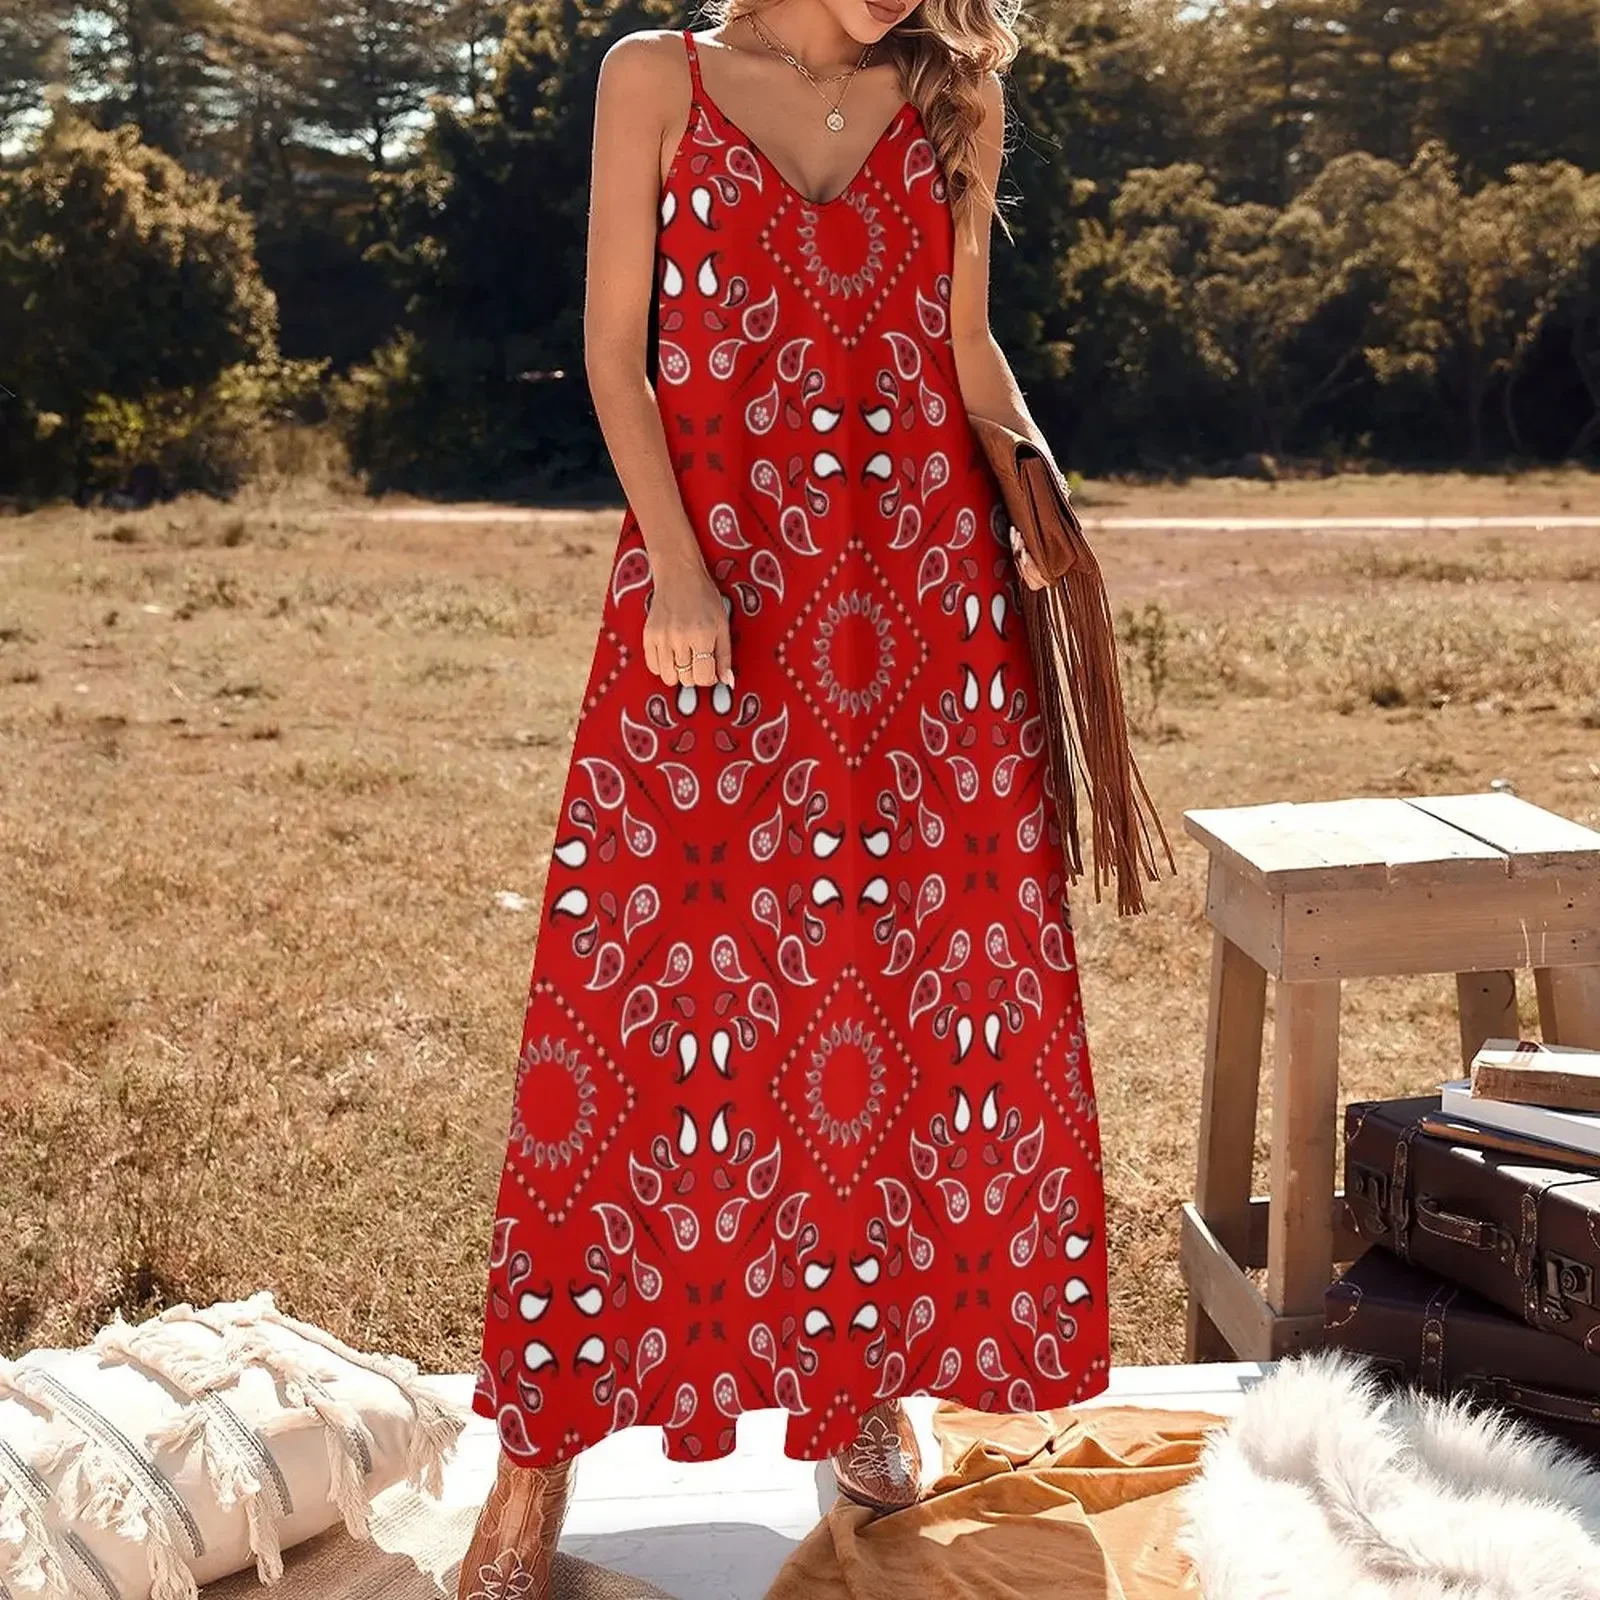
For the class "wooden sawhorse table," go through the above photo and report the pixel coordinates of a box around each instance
[1180,791,1600,1362]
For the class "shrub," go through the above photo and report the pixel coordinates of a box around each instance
[0,118,284,500]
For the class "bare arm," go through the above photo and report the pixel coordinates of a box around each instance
[949,70,1051,589]
[584,33,734,688]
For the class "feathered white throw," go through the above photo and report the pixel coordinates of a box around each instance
[1179,1349,1600,1600]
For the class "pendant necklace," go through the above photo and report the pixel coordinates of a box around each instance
[745,13,874,133]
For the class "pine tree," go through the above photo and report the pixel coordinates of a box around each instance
[1311,0,1452,165]
[0,0,72,145]
[1425,0,1600,181]
[1201,0,1346,203]
[70,0,233,157]
[287,0,455,171]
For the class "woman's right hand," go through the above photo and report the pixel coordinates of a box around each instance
[642,553,735,689]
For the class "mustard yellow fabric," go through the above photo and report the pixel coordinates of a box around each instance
[763,1405,1227,1600]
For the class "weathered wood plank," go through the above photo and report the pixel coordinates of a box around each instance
[1280,875,1600,980]
[1186,930,1268,1360]
[1408,792,1600,877]
[1456,969,1520,1070]
[1266,978,1342,1318]
[1534,965,1600,1050]
[1180,1204,1276,1361]
[1185,797,1504,892]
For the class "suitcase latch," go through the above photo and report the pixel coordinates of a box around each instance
[1349,1163,1390,1220]
[1542,1251,1594,1310]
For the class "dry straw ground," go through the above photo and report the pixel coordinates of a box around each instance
[3,470,1599,1374]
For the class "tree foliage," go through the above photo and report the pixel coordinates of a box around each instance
[4,0,1600,497]
[341,0,679,493]
[0,119,305,497]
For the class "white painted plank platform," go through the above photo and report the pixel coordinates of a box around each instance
[420,1364,1269,1600]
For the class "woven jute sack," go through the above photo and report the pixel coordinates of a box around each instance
[0,1292,466,1600]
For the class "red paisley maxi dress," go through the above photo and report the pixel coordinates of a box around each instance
[472,28,1111,1467]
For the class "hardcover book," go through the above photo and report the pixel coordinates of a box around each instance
[1441,1076,1600,1158]
[1468,1037,1600,1114]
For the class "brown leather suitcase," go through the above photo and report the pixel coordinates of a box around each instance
[1326,1246,1600,1458]
[1343,1095,1600,1356]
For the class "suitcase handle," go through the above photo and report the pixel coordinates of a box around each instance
[1414,1195,1516,1265]
[1465,1375,1600,1430]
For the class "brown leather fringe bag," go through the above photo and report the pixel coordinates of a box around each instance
[970,413,1176,916]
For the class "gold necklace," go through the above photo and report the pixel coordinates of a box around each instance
[745,14,874,133]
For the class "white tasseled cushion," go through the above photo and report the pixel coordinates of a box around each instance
[0,1293,467,1600]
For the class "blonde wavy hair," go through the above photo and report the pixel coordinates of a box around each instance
[699,0,1021,249]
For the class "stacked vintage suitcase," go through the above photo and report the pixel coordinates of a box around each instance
[1326,1039,1600,1458]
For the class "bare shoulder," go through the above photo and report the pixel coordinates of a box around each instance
[974,68,1007,149]
[972,68,1007,184]
[596,27,692,104]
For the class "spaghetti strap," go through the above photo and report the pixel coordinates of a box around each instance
[681,28,704,100]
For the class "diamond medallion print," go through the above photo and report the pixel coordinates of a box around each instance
[474,27,1114,1473]
[1032,1001,1103,1172]
[506,980,637,1226]
[772,966,919,1199]
[777,537,929,766]
[759,174,921,349]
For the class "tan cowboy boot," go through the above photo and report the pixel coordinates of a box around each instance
[456,1448,577,1600]
[830,1399,924,1515]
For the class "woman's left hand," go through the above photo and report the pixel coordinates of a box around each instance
[1009,526,1049,591]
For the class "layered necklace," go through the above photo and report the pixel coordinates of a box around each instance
[744,12,875,133]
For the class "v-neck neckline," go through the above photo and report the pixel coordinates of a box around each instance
[685,32,916,211]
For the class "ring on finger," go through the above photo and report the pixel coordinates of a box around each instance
[692,649,715,662]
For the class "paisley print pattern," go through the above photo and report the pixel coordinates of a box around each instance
[472,28,1111,1467]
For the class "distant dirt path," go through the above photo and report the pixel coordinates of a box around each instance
[1088,515,1600,531]
[326,506,1600,533]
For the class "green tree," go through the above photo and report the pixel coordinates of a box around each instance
[206,0,322,212]
[1563,248,1600,459]
[347,0,677,492]
[0,0,71,146]
[1425,0,1600,181]
[69,0,232,157]
[1486,163,1600,456]
[1310,0,1451,164]
[988,11,1097,428]
[289,0,454,171]
[1059,165,1249,468]
[1363,144,1600,461]
[1202,0,1345,204]
[436,0,510,110]
[1058,159,1386,462]
[1208,151,1410,453]
[0,117,283,494]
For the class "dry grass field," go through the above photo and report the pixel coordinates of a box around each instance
[3,468,1599,1376]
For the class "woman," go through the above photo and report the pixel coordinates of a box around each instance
[459,2,1116,1593]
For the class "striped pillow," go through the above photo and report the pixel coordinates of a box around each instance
[0,1293,465,1600]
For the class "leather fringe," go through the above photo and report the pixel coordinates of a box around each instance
[1021,561,1176,917]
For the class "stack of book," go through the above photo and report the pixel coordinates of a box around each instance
[1326,1038,1600,1459]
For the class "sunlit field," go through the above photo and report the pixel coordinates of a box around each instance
[3,470,1598,1371]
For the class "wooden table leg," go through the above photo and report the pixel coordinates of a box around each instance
[1456,969,1519,1069]
[1185,929,1267,1361]
[1266,978,1342,1328]
[1533,965,1600,1049]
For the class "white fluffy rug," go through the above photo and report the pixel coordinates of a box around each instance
[1179,1350,1600,1600]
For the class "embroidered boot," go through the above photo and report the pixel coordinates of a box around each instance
[455,1449,577,1600]
[829,1399,924,1515]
